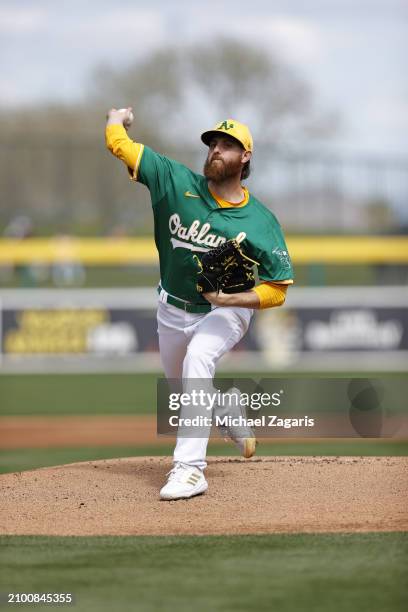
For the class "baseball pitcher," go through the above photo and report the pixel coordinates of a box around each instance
[106,110,294,500]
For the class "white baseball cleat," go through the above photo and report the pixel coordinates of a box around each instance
[160,463,208,500]
[217,387,257,458]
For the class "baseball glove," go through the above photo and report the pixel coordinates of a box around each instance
[194,239,259,294]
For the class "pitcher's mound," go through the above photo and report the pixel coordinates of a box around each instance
[1,456,407,536]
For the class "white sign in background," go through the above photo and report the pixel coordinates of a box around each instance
[0,287,407,373]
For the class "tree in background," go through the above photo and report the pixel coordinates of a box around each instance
[0,38,342,233]
[90,37,339,153]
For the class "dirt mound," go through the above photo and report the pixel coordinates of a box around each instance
[1,456,407,536]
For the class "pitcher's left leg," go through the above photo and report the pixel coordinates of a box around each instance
[173,306,253,469]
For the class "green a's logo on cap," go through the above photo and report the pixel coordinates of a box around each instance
[217,121,234,131]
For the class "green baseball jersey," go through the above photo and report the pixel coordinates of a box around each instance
[137,146,294,303]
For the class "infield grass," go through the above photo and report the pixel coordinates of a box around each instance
[1,439,407,474]
[0,533,406,612]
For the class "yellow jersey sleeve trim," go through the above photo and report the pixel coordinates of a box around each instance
[252,282,288,309]
[209,186,249,208]
[259,278,294,285]
[129,143,145,181]
[105,124,144,181]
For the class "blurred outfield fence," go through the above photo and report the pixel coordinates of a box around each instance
[0,237,406,374]
[0,285,406,374]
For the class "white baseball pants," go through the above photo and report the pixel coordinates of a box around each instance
[157,300,253,470]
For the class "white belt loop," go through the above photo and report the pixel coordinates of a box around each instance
[159,287,167,303]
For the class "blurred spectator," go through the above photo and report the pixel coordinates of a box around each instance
[51,235,86,287]
[2,215,48,287]
[4,215,34,239]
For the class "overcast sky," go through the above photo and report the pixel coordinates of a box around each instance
[0,0,407,156]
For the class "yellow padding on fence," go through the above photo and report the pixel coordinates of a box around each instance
[0,237,407,265]
[289,236,408,263]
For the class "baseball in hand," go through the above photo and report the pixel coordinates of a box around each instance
[117,108,134,129]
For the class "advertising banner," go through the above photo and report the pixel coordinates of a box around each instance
[0,287,406,372]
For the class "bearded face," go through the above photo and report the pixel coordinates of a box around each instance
[203,136,246,182]
[203,155,244,181]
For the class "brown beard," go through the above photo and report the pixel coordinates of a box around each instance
[203,155,243,182]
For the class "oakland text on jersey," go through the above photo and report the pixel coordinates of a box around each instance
[169,213,247,251]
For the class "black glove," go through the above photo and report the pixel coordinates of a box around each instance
[194,239,258,295]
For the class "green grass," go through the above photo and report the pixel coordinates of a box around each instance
[0,533,406,612]
[1,372,405,416]
[0,374,158,415]
[0,446,172,474]
[1,440,407,474]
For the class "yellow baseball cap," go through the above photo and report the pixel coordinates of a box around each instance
[201,119,253,152]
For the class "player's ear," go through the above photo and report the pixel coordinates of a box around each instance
[242,150,252,163]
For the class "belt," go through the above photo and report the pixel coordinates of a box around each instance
[157,285,212,313]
